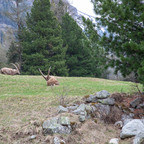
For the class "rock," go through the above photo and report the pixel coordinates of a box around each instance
[96,90,110,99]
[121,114,134,122]
[123,119,133,126]
[133,132,144,144]
[109,138,119,144]
[94,103,110,116]
[58,116,70,126]
[54,136,66,144]
[30,135,37,140]
[58,105,68,113]
[120,119,144,139]
[42,117,71,135]
[98,97,115,105]
[85,94,98,103]
[130,97,142,108]
[72,104,86,115]
[79,115,86,122]
[67,105,78,111]
[114,121,123,129]
[137,103,144,109]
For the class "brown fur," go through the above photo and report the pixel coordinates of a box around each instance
[0,63,20,75]
[39,68,59,86]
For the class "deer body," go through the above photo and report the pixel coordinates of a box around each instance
[0,63,20,75]
[39,67,59,86]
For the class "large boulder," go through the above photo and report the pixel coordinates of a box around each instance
[96,90,110,99]
[42,116,71,135]
[98,97,115,105]
[120,119,144,139]
[133,132,144,144]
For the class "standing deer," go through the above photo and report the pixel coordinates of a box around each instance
[0,63,20,75]
[39,67,59,86]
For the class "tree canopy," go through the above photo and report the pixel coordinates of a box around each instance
[62,13,94,77]
[91,0,144,82]
[21,0,68,75]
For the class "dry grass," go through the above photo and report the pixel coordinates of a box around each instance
[0,75,140,143]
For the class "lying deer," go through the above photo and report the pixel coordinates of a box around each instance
[0,63,20,75]
[39,67,59,86]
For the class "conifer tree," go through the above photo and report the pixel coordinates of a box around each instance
[91,0,144,83]
[62,13,93,77]
[21,0,68,75]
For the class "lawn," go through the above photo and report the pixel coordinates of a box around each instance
[0,74,139,99]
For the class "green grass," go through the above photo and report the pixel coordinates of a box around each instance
[0,74,142,99]
[0,74,142,143]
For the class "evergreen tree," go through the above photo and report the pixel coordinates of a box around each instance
[92,0,144,83]
[21,0,68,75]
[62,13,93,77]
[83,17,107,78]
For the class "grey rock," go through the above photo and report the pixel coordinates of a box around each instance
[30,135,37,140]
[86,94,98,103]
[72,104,86,115]
[54,136,66,144]
[137,103,144,109]
[79,115,86,122]
[141,119,144,125]
[98,97,115,105]
[121,114,134,122]
[123,119,133,126]
[95,103,110,116]
[96,90,110,99]
[114,121,123,128]
[109,138,119,144]
[85,105,93,112]
[42,117,71,135]
[67,105,78,111]
[133,132,144,144]
[58,116,70,126]
[130,97,142,108]
[120,119,144,139]
[58,105,68,113]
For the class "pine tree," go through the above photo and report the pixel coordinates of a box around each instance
[62,13,93,77]
[91,0,144,83]
[21,0,68,76]
[82,17,107,78]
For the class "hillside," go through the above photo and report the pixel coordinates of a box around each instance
[0,74,142,143]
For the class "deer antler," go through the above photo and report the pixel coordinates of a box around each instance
[38,68,47,81]
[47,66,51,80]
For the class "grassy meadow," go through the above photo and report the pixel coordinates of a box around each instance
[0,74,139,99]
[0,74,142,143]
[0,74,141,125]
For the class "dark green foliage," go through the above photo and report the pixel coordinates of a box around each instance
[21,0,68,76]
[92,0,144,83]
[82,17,107,78]
[61,13,94,77]
[7,41,19,63]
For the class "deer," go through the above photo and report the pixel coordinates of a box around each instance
[0,63,20,75]
[38,67,59,86]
